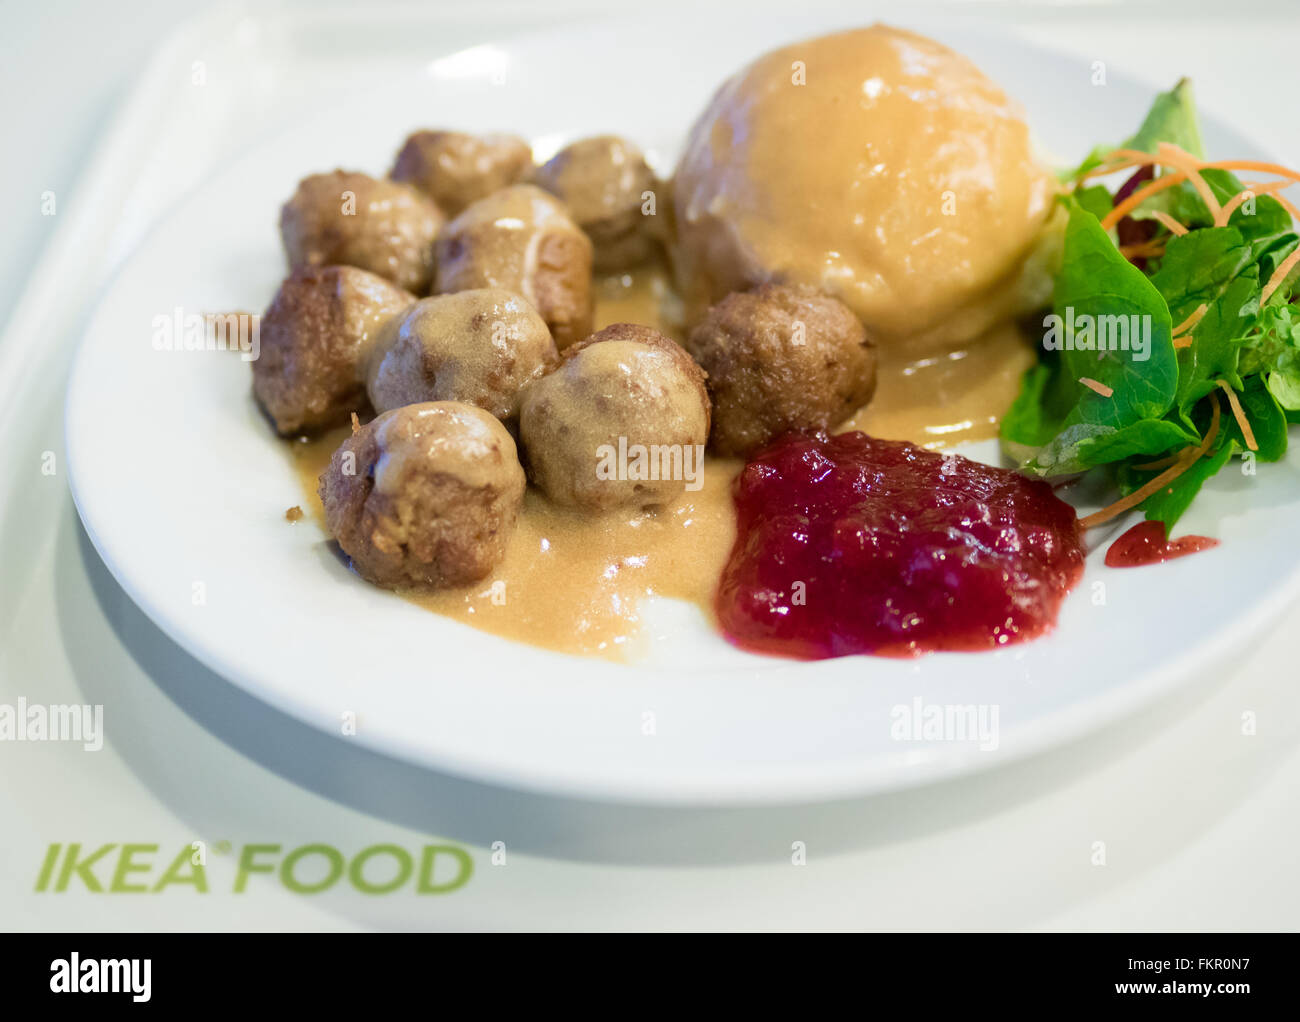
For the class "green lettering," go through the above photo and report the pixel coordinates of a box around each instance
[110,844,158,892]
[34,843,60,891]
[55,843,116,892]
[153,845,209,892]
[233,844,280,893]
[280,844,344,894]
[348,844,413,895]
[417,845,473,894]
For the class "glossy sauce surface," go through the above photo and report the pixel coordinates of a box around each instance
[1104,519,1218,568]
[716,432,1085,659]
[292,266,1038,658]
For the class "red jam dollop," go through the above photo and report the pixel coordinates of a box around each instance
[716,432,1086,659]
[1104,519,1218,568]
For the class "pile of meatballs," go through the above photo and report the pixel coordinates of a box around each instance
[253,130,878,591]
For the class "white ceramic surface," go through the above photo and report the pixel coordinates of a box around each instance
[64,15,1300,805]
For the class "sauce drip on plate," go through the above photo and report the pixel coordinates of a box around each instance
[1104,519,1218,568]
[716,432,1086,659]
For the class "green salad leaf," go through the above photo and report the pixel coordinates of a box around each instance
[1002,80,1300,532]
[1124,78,1204,159]
[1058,78,1202,180]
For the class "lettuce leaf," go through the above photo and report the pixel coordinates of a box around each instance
[1006,80,1297,531]
[1014,198,1177,475]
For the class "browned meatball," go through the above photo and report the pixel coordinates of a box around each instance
[319,402,525,589]
[434,184,593,350]
[533,136,660,271]
[253,265,414,435]
[365,288,557,422]
[519,323,710,510]
[390,131,533,216]
[684,284,876,457]
[280,170,443,293]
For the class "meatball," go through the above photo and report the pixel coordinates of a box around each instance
[533,135,660,270]
[519,323,710,510]
[366,288,557,423]
[684,283,876,457]
[390,130,534,216]
[434,184,593,350]
[280,170,443,293]
[533,136,659,272]
[253,265,414,435]
[319,402,525,589]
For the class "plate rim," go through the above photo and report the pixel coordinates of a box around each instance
[64,14,1300,806]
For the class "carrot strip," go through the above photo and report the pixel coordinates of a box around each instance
[1173,303,1208,336]
[1270,192,1300,223]
[1101,172,1188,231]
[1119,241,1166,259]
[1092,151,1300,233]
[1214,179,1292,227]
[1201,160,1300,183]
[1218,178,1299,222]
[1157,143,1223,221]
[1151,210,1189,235]
[1079,377,1114,397]
[1079,396,1221,527]
[1172,335,1195,349]
[1261,246,1300,305]
[1108,149,1167,166]
[1107,145,1219,220]
[1216,380,1258,451]
[1079,157,1144,181]
[1134,454,1181,471]
[1079,451,1202,529]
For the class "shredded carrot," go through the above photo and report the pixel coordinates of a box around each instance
[1215,179,1293,227]
[1261,246,1300,305]
[1234,180,1300,222]
[1080,156,1143,180]
[1216,380,1258,451]
[1101,172,1189,232]
[1079,396,1221,527]
[1091,150,1300,234]
[1270,192,1300,223]
[1194,394,1223,457]
[1201,159,1300,184]
[1105,144,1221,222]
[1150,210,1189,236]
[1135,453,1181,471]
[1156,143,1223,221]
[1173,303,1209,336]
[1079,450,1201,529]
[1119,240,1166,259]
[1106,149,1164,169]
[1172,335,1195,349]
[1079,377,1114,397]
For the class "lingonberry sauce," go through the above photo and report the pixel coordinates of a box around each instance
[716,432,1086,659]
[1104,519,1218,568]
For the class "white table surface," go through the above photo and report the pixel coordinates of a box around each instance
[2,0,1298,931]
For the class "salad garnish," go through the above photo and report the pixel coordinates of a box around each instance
[1003,80,1300,534]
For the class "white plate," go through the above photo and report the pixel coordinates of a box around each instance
[65,14,1300,806]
